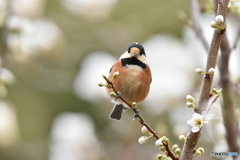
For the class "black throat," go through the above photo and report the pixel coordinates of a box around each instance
[121,57,147,69]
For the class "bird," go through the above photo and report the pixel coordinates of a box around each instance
[106,42,152,120]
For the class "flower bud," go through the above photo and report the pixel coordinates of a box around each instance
[196,150,202,155]
[215,15,224,23]
[159,146,166,152]
[102,74,108,80]
[109,92,116,97]
[172,144,179,151]
[186,95,195,103]
[197,147,204,153]
[161,136,169,144]
[218,88,222,94]
[208,68,215,75]
[132,102,137,109]
[210,22,218,28]
[157,154,164,160]
[179,135,186,141]
[138,136,148,144]
[212,88,222,97]
[141,126,149,134]
[175,148,181,155]
[186,102,195,108]
[155,139,163,147]
[195,68,204,74]
[106,84,112,89]
[98,82,105,87]
[212,88,219,95]
[113,71,119,79]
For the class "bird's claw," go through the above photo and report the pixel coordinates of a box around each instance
[133,109,140,120]
[115,91,121,101]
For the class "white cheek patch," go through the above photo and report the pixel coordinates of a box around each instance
[120,52,148,64]
[119,51,131,59]
[138,56,148,64]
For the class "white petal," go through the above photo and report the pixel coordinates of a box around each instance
[192,113,201,118]
[203,114,214,123]
[191,126,200,133]
[187,120,193,125]
[201,111,206,117]
[206,113,214,120]
[0,68,16,85]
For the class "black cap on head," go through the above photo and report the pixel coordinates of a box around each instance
[127,42,146,56]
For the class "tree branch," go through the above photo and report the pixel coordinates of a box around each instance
[219,31,240,158]
[190,0,209,52]
[180,1,230,160]
[102,75,178,160]
[232,18,240,49]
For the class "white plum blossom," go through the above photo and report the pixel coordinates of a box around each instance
[7,16,63,57]
[187,111,214,133]
[60,0,117,20]
[0,68,16,85]
[0,68,16,97]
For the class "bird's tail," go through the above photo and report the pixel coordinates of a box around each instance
[109,103,125,120]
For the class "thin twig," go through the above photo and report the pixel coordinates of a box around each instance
[232,18,240,49]
[103,75,178,160]
[180,1,230,160]
[190,0,209,52]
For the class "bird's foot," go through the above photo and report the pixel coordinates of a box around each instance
[133,109,140,120]
[114,91,121,101]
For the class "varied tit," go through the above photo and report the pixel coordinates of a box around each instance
[106,42,152,120]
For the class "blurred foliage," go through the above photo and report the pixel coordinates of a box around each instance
[6,0,240,160]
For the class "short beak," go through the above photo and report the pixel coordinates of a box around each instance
[131,53,136,57]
